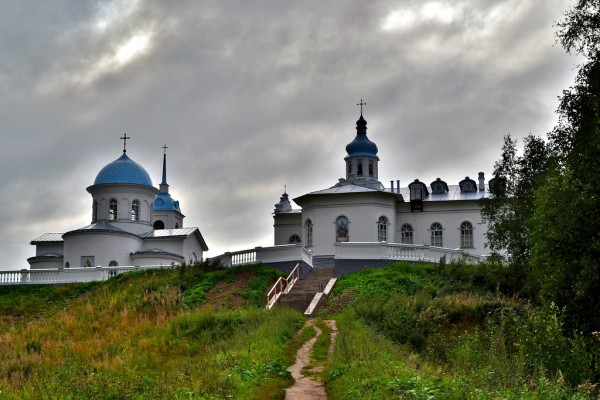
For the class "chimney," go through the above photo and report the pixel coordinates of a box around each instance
[390,180,394,193]
[478,172,485,191]
[396,180,400,194]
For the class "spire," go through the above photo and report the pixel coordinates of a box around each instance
[159,145,169,193]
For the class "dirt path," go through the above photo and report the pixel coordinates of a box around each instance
[285,319,338,400]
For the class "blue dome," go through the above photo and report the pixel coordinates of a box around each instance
[154,192,181,212]
[345,115,378,157]
[94,153,153,186]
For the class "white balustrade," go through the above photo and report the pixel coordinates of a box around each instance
[0,265,173,286]
[334,242,481,264]
[214,244,313,268]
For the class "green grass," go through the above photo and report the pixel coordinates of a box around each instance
[311,320,332,364]
[0,263,302,399]
[321,261,599,399]
[1,260,598,399]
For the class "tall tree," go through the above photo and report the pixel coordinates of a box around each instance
[529,0,600,333]
[480,134,550,292]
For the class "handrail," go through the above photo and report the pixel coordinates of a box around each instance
[266,263,301,309]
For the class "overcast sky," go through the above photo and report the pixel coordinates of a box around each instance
[0,0,582,269]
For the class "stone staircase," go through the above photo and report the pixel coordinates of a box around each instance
[277,268,334,313]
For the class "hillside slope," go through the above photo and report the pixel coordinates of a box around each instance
[0,263,303,399]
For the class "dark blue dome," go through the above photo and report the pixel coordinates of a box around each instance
[153,192,181,212]
[94,153,153,186]
[345,115,378,157]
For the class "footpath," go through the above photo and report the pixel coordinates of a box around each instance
[285,319,338,400]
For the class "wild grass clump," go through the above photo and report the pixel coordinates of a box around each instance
[324,260,599,398]
[331,262,434,298]
[325,309,457,400]
[0,262,302,399]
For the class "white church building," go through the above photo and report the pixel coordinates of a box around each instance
[270,108,493,271]
[27,141,208,270]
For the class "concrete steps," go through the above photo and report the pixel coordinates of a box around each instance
[277,268,334,313]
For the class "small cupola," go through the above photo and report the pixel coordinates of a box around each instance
[345,115,379,159]
[459,176,478,193]
[344,100,381,184]
[274,190,292,214]
[430,178,449,195]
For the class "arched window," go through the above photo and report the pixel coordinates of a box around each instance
[109,199,118,221]
[336,216,349,242]
[64,262,70,268]
[369,160,374,177]
[430,222,443,247]
[357,160,363,176]
[305,219,313,246]
[175,223,179,229]
[401,223,414,244]
[109,260,118,267]
[92,200,98,223]
[377,216,388,242]
[289,234,302,244]
[153,220,165,230]
[131,200,140,221]
[347,161,352,174]
[460,221,474,248]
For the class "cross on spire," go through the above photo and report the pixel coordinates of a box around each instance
[356,99,367,115]
[162,144,168,155]
[120,134,131,153]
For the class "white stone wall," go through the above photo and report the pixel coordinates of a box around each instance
[299,193,397,257]
[63,232,144,268]
[153,210,184,229]
[273,213,302,246]
[35,243,63,257]
[395,200,486,252]
[87,183,158,234]
[276,192,489,258]
[182,236,205,263]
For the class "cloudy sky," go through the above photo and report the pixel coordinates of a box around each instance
[0,0,582,269]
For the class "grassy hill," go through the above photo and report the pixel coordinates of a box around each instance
[0,261,598,399]
[0,264,302,399]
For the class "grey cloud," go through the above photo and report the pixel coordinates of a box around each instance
[0,0,580,268]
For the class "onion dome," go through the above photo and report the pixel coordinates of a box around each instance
[94,153,153,186]
[345,114,379,158]
[154,193,181,212]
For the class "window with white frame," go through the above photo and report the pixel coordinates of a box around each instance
[430,222,443,247]
[109,199,118,221]
[305,219,313,246]
[460,221,474,248]
[131,199,140,221]
[401,223,414,244]
[377,216,388,242]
